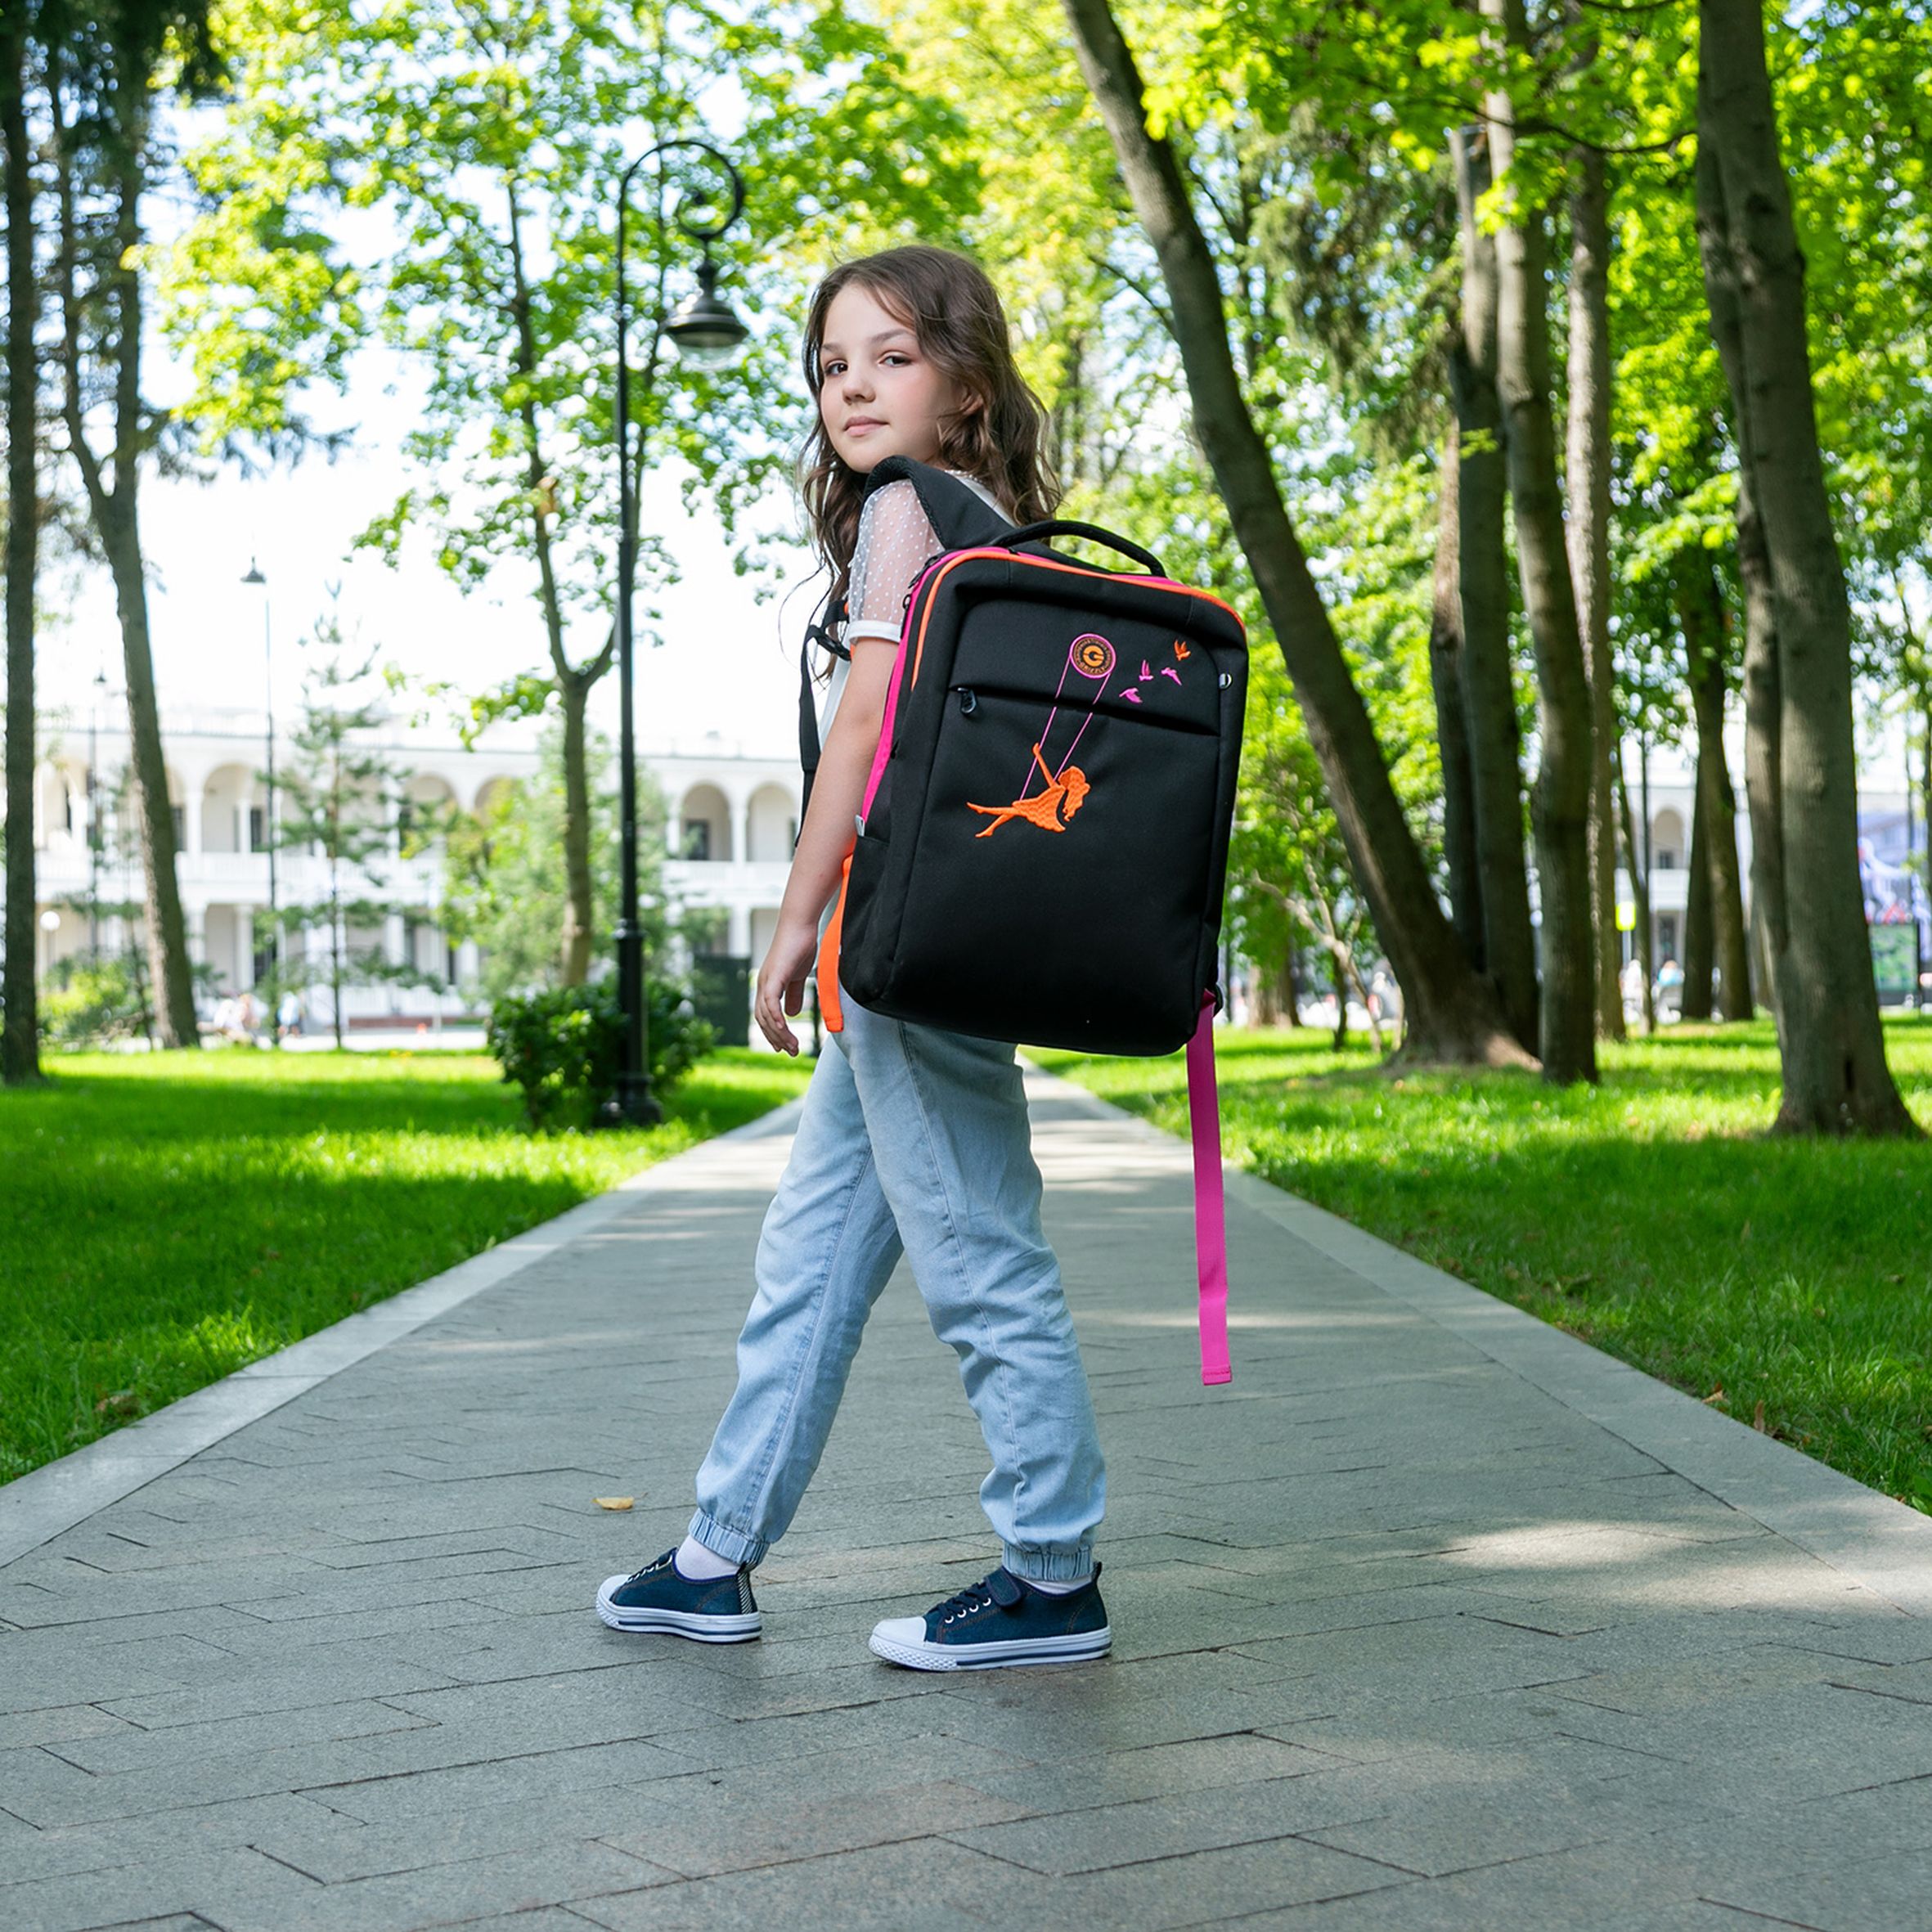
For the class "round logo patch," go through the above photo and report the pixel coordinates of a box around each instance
[1071,634,1115,680]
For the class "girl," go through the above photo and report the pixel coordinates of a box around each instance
[596,245,1110,1670]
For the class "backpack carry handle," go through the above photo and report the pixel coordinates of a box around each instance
[997,520,1166,578]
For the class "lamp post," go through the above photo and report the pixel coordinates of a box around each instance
[1913,718,1926,1013]
[241,559,278,1032]
[88,668,106,955]
[611,139,749,1126]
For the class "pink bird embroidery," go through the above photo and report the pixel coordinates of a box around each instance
[1161,666,1182,684]
[1118,687,1142,704]
[1139,659,1152,681]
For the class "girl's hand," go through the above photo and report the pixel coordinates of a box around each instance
[756,914,824,1056]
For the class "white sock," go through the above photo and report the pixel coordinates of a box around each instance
[1022,1572,1092,1596]
[675,1535,739,1580]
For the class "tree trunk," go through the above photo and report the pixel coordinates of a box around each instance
[1677,551,1752,1021]
[559,674,595,985]
[1695,0,1914,1133]
[1062,0,1530,1067]
[1481,0,1598,1086]
[1429,433,1484,968]
[52,51,198,1049]
[1448,126,1539,1053]
[1617,760,1657,1034]
[1329,949,1347,1054]
[99,494,199,1049]
[1682,771,1714,1020]
[1566,143,1626,1042]
[505,182,600,987]
[2,6,43,1084]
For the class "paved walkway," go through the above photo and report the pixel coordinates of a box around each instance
[3,1065,1931,1932]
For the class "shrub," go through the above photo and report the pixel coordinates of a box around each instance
[38,956,152,1048]
[486,980,714,1130]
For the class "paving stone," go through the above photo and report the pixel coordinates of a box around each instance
[77,1916,219,1932]
[0,1704,143,1751]
[299,1739,704,1825]
[2,1069,1928,1930]
[0,1793,339,1887]
[201,1840,674,1932]
[599,1775,1029,1878]
[96,1647,466,1731]
[0,1843,321,1932]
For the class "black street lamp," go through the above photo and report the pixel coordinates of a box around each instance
[611,139,749,1126]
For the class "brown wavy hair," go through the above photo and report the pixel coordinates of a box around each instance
[798,245,1059,637]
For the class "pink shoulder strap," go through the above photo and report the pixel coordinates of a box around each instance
[1186,995,1233,1385]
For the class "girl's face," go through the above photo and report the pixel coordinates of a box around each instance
[816,281,972,474]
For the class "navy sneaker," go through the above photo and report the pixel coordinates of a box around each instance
[869,1564,1110,1670]
[595,1548,761,1642]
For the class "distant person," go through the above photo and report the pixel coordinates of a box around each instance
[1620,955,1645,1015]
[595,246,1109,1672]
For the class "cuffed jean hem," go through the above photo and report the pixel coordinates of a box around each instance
[688,1510,768,1570]
[1002,1541,1097,1584]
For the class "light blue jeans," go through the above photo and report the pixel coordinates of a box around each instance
[689,994,1105,1582]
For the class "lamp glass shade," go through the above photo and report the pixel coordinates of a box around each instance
[663,278,749,370]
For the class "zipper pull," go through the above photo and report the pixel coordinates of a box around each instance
[957,686,977,716]
[901,550,946,611]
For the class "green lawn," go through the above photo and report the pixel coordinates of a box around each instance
[0,1046,813,1483]
[1032,1017,1932,1515]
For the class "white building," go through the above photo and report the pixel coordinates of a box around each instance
[1617,739,1925,1002]
[17,705,802,1036]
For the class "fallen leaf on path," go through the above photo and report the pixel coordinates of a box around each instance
[594,1497,635,1511]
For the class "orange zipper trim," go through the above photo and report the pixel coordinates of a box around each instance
[907,550,1245,693]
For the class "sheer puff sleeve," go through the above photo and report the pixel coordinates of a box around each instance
[842,480,940,648]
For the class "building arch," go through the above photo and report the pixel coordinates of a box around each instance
[399,771,459,847]
[745,781,799,864]
[200,761,263,854]
[471,775,519,823]
[676,782,732,862]
[1651,808,1687,873]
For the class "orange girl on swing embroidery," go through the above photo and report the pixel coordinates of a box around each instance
[968,744,1091,837]
[963,633,1112,839]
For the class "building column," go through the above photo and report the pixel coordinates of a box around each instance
[732,793,752,867]
[185,902,207,967]
[456,938,480,990]
[727,902,752,958]
[235,905,258,989]
[182,785,204,857]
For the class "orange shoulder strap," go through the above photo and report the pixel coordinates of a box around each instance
[816,856,852,1034]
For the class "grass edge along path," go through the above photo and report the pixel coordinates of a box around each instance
[2,1046,813,1485]
[1032,1018,1932,1516]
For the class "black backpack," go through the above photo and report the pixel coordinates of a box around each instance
[798,456,1248,1383]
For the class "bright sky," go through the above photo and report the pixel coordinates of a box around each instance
[38,423,815,763]
[34,64,821,765]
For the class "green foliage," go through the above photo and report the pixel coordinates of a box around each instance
[1038,1018,1932,1514]
[0,1046,812,1480]
[435,717,668,1001]
[36,954,151,1048]
[263,621,436,1044]
[486,979,713,1131]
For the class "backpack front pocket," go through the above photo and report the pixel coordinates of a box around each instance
[890,687,1219,1053]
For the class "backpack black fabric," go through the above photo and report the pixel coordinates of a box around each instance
[812,456,1247,1059]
